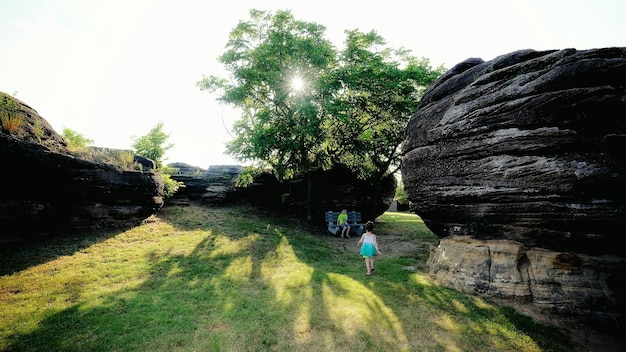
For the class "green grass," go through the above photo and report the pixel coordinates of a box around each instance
[0,205,572,351]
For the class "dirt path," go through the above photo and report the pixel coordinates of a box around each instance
[328,231,426,262]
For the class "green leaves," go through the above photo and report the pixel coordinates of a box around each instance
[132,122,173,169]
[204,10,336,181]
[325,30,445,179]
[199,9,445,184]
[62,128,94,151]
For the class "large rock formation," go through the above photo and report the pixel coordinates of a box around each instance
[168,164,283,206]
[0,93,164,241]
[401,48,625,324]
[168,164,396,225]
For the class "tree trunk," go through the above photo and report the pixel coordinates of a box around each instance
[306,171,314,224]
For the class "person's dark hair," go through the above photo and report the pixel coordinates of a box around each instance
[365,221,374,232]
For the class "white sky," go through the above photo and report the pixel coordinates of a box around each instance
[1,0,625,168]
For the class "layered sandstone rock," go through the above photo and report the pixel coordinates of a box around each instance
[168,164,395,224]
[0,93,164,241]
[427,236,624,321]
[402,48,626,323]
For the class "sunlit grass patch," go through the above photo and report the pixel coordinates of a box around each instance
[0,206,575,352]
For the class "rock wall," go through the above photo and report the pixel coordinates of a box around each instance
[168,164,396,225]
[427,236,624,325]
[0,94,164,241]
[401,48,626,323]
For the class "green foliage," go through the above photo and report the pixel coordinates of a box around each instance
[0,94,24,133]
[234,166,258,187]
[103,149,137,171]
[33,120,44,142]
[62,128,94,152]
[161,172,185,197]
[62,129,140,172]
[131,122,173,169]
[324,30,445,180]
[69,146,140,172]
[199,9,336,182]
[157,164,185,197]
[198,9,445,184]
[394,182,408,205]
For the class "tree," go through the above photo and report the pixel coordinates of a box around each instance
[199,10,336,182]
[62,128,94,152]
[322,30,445,215]
[326,30,444,180]
[198,9,336,221]
[131,122,182,198]
[131,121,173,169]
[198,9,444,221]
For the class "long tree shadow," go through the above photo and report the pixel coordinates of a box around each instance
[5,206,287,351]
[4,204,577,351]
[0,229,122,277]
[287,214,576,352]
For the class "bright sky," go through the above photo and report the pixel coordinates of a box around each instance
[1,0,624,168]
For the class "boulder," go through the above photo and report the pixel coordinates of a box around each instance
[1,93,67,152]
[427,236,625,324]
[402,48,626,323]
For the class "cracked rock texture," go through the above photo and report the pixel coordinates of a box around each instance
[402,48,625,325]
[0,93,164,241]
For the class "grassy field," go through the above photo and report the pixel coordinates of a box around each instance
[0,205,573,351]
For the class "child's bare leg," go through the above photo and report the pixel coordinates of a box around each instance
[365,258,371,274]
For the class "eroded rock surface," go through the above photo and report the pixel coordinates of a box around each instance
[402,48,626,323]
[403,48,625,253]
[0,94,164,241]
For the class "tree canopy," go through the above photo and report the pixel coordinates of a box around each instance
[131,121,173,169]
[62,128,94,152]
[198,9,444,184]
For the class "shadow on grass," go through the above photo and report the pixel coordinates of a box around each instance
[3,205,575,351]
[0,229,122,277]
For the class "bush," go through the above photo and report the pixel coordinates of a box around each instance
[0,95,24,133]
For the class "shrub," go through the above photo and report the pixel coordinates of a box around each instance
[63,128,94,152]
[0,113,24,133]
[162,173,185,197]
[0,95,24,133]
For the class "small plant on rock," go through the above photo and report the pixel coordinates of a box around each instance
[0,95,24,133]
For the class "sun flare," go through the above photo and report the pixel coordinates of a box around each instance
[290,76,305,92]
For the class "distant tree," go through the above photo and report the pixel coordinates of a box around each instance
[131,122,183,197]
[62,128,94,152]
[394,179,408,205]
[131,122,173,169]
